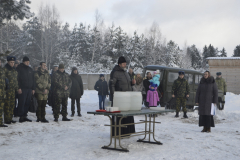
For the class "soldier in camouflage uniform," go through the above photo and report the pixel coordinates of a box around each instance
[35,62,51,123]
[172,71,190,118]
[4,56,18,124]
[53,64,72,122]
[0,60,8,127]
[215,72,227,110]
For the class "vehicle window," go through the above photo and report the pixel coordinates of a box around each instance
[198,74,203,82]
[145,70,163,80]
[195,75,199,84]
[188,74,193,84]
[168,72,178,82]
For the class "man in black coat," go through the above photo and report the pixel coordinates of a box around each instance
[143,72,152,105]
[109,56,136,136]
[94,74,109,110]
[48,65,58,112]
[69,67,84,117]
[16,56,35,122]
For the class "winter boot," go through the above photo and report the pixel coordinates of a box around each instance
[41,119,49,123]
[36,119,41,122]
[62,117,71,121]
[206,127,211,133]
[19,117,25,123]
[11,120,17,123]
[175,112,179,118]
[5,121,11,124]
[24,117,32,122]
[0,124,8,127]
[71,112,74,117]
[201,126,207,132]
[54,118,58,122]
[78,111,82,117]
[183,112,188,118]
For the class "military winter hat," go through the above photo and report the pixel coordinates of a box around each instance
[72,67,77,71]
[216,72,222,75]
[118,56,127,64]
[22,56,30,62]
[100,74,104,77]
[178,71,185,75]
[59,64,64,69]
[7,56,16,61]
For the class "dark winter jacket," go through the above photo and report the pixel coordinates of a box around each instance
[54,70,72,98]
[69,72,84,99]
[4,63,18,92]
[171,77,190,98]
[109,65,133,101]
[143,77,151,94]
[94,79,109,96]
[16,63,35,90]
[0,67,6,100]
[195,76,218,116]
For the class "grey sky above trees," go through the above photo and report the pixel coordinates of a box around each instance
[28,0,240,57]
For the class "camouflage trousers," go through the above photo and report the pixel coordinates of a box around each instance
[36,100,47,120]
[0,100,4,125]
[54,97,68,119]
[176,97,187,112]
[4,90,15,122]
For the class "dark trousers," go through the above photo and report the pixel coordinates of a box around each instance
[36,100,47,120]
[17,89,32,117]
[143,94,146,105]
[98,95,106,110]
[71,98,80,114]
[54,97,68,119]
[199,115,215,128]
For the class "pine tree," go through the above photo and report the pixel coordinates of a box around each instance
[219,47,227,57]
[232,45,240,57]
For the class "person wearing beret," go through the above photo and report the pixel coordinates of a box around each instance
[3,56,19,124]
[16,56,36,123]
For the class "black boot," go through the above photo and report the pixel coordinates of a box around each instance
[0,124,8,127]
[54,118,58,122]
[62,116,71,121]
[19,117,25,123]
[78,111,82,117]
[11,120,17,123]
[183,112,188,118]
[24,117,32,122]
[41,119,49,123]
[71,112,74,117]
[36,119,41,122]
[5,121,11,124]
[175,112,179,118]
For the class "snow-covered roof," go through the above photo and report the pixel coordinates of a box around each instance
[206,57,240,60]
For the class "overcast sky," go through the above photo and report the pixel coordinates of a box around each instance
[29,0,240,57]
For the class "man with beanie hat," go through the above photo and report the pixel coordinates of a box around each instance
[94,74,109,110]
[16,56,35,122]
[109,56,136,136]
[3,56,18,124]
[69,67,84,117]
[53,63,72,121]
[215,72,227,110]
[172,71,190,118]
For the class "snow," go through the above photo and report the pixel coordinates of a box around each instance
[1,91,240,160]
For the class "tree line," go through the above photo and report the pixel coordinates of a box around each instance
[1,2,240,73]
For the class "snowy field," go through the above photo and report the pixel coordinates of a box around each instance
[0,91,240,160]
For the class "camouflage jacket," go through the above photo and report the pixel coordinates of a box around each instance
[53,70,72,98]
[215,77,227,92]
[0,67,6,99]
[4,63,18,92]
[34,68,51,94]
[171,77,190,98]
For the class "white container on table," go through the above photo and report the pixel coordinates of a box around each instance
[127,91,142,111]
[113,92,131,111]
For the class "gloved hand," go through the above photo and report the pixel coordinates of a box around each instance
[157,101,160,105]
[224,92,226,95]
[145,102,149,108]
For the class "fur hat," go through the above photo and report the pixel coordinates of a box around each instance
[118,56,126,64]
[178,71,185,75]
[216,72,222,76]
[7,56,16,61]
[59,64,64,69]
[100,74,104,77]
[22,56,29,62]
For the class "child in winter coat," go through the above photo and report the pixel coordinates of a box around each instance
[146,83,160,107]
[149,70,160,87]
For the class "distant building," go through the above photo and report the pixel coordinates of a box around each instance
[207,57,240,95]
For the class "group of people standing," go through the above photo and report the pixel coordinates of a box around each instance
[0,56,84,127]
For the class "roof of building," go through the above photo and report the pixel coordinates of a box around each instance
[206,57,240,60]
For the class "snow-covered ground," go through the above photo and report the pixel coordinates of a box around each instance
[1,91,240,160]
